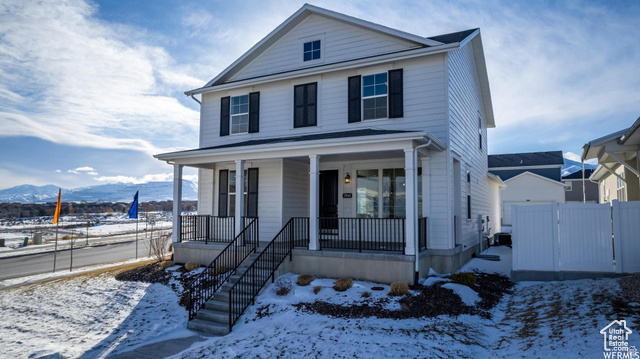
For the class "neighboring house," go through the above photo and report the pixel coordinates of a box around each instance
[562,169,599,203]
[582,117,640,203]
[155,4,498,285]
[488,151,566,227]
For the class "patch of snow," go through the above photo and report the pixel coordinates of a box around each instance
[460,245,512,277]
[420,276,450,286]
[442,283,480,306]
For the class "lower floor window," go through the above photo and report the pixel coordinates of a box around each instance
[228,170,248,216]
[357,168,412,218]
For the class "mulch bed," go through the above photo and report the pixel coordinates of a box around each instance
[293,272,513,320]
[618,274,640,303]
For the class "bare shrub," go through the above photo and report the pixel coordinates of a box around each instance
[333,278,353,292]
[313,286,322,295]
[160,261,175,269]
[150,233,171,262]
[297,274,315,286]
[361,291,372,298]
[389,282,409,296]
[215,265,229,275]
[184,262,200,271]
[451,272,476,287]
[274,279,293,296]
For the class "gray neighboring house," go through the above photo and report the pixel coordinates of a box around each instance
[488,151,566,227]
[562,169,599,203]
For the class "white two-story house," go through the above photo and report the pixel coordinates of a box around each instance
[155,4,499,285]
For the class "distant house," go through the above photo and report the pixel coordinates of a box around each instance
[488,151,566,227]
[562,169,598,203]
[582,117,640,203]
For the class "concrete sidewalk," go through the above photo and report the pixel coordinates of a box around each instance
[107,335,207,359]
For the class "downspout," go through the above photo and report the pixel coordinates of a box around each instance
[413,140,432,284]
[582,160,586,203]
[190,94,201,105]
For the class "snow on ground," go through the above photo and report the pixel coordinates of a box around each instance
[442,282,480,306]
[0,263,189,359]
[460,245,512,276]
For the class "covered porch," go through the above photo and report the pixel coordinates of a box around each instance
[155,129,446,275]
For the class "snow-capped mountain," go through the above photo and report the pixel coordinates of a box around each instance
[562,158,598,177]
[0,181,198,204]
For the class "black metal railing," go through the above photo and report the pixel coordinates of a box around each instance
[318,217,405,253]
[418,217,428,250]
[180,215,235,243]
[186,218,259,320]
[227,217,308,331]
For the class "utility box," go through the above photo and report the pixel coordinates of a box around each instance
[33,232,43,245]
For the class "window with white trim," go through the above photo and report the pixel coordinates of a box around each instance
[565,181,572,191]
[362,73,388,120]
[228,170,248,216]
[230,95,249,134]
[303,40,321,61]
[356,168,406,218]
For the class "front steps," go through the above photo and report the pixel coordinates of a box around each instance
[187,246,275,336]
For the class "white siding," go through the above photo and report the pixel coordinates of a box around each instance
[200,55,448,150]
[487,177,501,236]
[444,40,493,249]
[282,158,309,224]
[501,173,566,225]
[213,159,283,240]
[197,168,214,215]
[229,14,420,82]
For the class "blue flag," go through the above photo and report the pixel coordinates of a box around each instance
[128,191,138,219]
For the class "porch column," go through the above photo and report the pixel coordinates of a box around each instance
[421,157,431,219]
[172,164,183,243]
[309,155,320,250]
[234,159,245,236]
[404,149,417,256]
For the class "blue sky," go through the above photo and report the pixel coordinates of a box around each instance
[0,0,639,190]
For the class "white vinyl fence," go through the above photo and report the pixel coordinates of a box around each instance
[512,200,640,274]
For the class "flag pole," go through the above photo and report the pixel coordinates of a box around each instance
[53,221,58,272]
[136,216,139,259]
[52,188,61,273]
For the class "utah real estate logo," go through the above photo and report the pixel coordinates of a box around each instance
[600,320,638,359]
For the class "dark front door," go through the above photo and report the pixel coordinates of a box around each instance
[319,170,339,230]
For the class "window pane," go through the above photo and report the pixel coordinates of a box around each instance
[356,170,378,218]
[382,169,405,218]
[363,86,374,97]
[229,171,236,193]
[375,83,387,96]
[363,109,376,120]
[307,84,316,104]
[312,40,320,50]
[363,98,376,110]
[375,72,387,84]
[295,86,304,105]
[304,42,312,52]
[312,50,320,60]
[303,52,312,62]
[307,105,316,125]
[376,107,387,119]
[362,75,374,86]
[229,194,236,217]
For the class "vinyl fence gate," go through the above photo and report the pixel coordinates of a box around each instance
[512,200,640,276]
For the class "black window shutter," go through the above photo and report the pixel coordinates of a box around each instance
[220,96,230,136]
[246,168,259,218]
[348,76,361,123]
[218,170,229,217]
[249,92,260,133]
[388,69,403,118]
[294,83,317,128]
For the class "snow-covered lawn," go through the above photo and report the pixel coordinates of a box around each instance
[0,262,189,358]
[1,246,638,358]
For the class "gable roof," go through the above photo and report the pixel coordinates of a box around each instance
[488,151,564,168]
[504,171,567,187]
[562,168,595,180]
[201,4,443,88]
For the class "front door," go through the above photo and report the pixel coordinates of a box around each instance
[319,170,339,230]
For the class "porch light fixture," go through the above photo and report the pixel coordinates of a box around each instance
[344,173,351,183]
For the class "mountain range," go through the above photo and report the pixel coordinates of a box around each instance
[0,181,198,204]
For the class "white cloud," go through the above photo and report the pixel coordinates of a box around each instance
[75,166,95,172]
[67,166,97,175]
[87,171,98,176]
[67,169,79,174]
[0,0,199,155]
[93,173,198,184]
[55,169,62,173]
[564,151,598,165]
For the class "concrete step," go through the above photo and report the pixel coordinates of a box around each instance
[205,300,230,312]
[196,308,229,324]
[187,318,229,336]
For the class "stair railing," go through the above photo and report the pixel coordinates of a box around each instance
[186,217,259,320]
[227,217,308,331]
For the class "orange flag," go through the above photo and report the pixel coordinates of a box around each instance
[53,189,61,224]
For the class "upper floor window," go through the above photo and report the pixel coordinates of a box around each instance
[348,69,402,123]
[294,82,317,128]
[362,73,388,120]
[303,40,321,61]
[231,95,249,134]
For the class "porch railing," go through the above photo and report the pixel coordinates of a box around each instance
[180,215,235,243]
[318,217,405,253]
[418,217,428,250]
[186,217,259,320]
